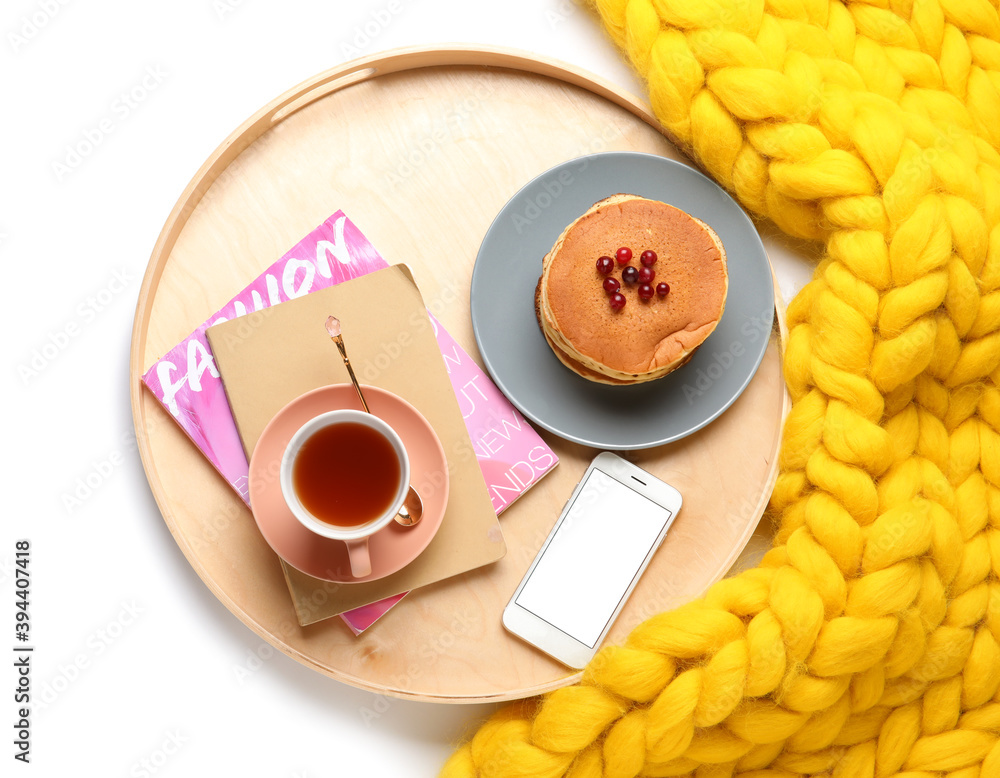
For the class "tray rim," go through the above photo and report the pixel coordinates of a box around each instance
[129,45,674,355]
[128,43,790,703]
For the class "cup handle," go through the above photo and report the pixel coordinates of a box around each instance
[345,539,372,578]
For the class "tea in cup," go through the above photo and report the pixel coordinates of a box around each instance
[280,410,409,577]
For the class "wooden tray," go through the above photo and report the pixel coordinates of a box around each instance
[129,45,789,703]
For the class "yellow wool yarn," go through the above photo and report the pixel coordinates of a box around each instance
[442,0,1000,776]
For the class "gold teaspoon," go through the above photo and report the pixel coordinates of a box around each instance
[326,315,423,527]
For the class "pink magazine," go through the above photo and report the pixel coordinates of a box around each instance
[142,211,557,633]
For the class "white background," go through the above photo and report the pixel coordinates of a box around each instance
[3,1,814,775]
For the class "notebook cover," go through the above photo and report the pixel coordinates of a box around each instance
[206,265,508,621]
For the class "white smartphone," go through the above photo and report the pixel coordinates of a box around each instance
[502,451,682,669]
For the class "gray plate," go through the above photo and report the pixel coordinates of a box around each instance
[470,152,774,450]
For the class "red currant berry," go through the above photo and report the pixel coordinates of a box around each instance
[638,266,655,284]
[638,283,655,300]
[640,250,657,267]
[622,266,639,284]
[609,292,626,310]
[615,247,632,265]
[603,277,621,294]
[656,282,670,296]
[596,256,614,275]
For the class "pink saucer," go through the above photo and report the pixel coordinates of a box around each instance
[248,385,449,583]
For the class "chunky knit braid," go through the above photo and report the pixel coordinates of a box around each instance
[442,0,1000,775]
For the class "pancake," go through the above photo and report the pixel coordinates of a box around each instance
[536,194,728,384]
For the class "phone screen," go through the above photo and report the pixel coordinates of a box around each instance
[514,468,674,648]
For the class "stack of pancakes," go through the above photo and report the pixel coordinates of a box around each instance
[535,194,729,385]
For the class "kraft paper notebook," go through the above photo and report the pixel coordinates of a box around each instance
[206,265,507,624]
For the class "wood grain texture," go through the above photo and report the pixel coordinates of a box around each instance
[129,45,789,703]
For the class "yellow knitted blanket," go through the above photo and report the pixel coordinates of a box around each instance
[442,0,1000,776]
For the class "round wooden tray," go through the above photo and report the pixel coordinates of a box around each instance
[129,45,789,703]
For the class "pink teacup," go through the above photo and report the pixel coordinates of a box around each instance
[279,409,410,577]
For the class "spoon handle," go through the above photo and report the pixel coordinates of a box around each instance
[332,336,370,414]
